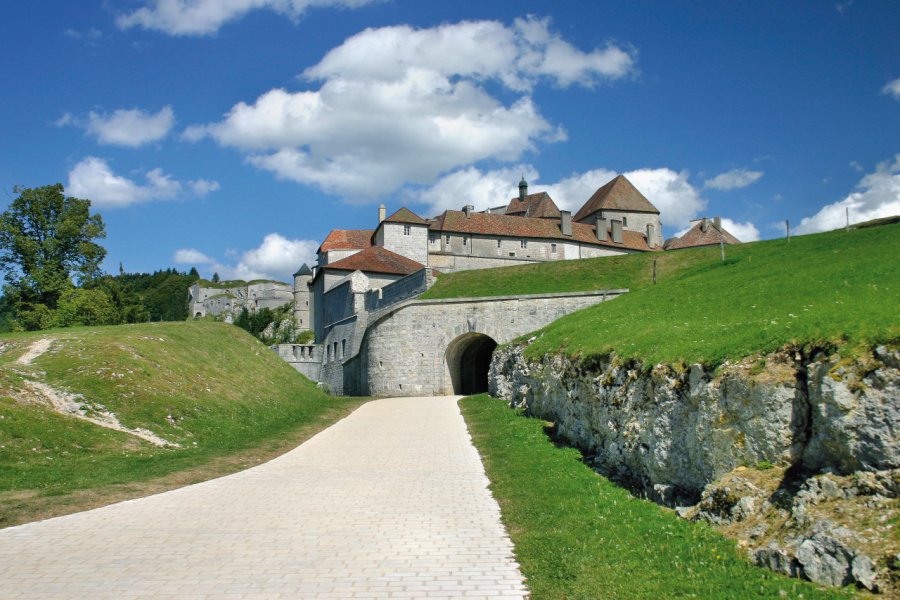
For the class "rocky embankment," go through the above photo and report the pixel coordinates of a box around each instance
[489,343,899,593]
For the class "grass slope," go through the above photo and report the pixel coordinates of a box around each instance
[526,224,898,366]
[0,321,363,527]
[427,223,899,366]
[461,395,849,599]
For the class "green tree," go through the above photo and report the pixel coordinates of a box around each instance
[0,184,106,316]
[53,288,119,327]
[212,272,220,284]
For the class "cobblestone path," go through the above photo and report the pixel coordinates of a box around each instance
[0,396,528,599]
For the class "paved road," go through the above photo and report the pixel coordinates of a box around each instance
[0,396,527,599]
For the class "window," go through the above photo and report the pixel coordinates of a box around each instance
[341,339,346,358]
[623,217,628,226]
[520,240,528,248]
[333,342,338,361]
[429,234,437,245]
[496,239,502,248]
[551,243,557,253]
[463,236,468,246]
[403,225,411,235]
[445,235,451,244]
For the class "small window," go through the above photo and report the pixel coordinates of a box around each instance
[551,243,557,253]
[429,234,437,244]
[445,235,451,244]
[403,225,411,235]
[623,217,628,227]
[333,342,338,361]
[520,240,528,249]
[341,339,346,358]
[509,252,515,257]
[463,236,468,246]
[496,239,502,248]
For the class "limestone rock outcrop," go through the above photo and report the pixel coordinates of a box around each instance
[489,342,899,591]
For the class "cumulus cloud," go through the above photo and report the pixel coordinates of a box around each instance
[704,168,764,191]
[883,78,900,101]
[66,157,219,208]
[175,233,318,281]
[796,155,900,234]
[187,17,636,199]
[173,248,214,265]
[58,106,175,147]
[415,165,706,230]
[117,0,378,36]
[718,218,760,242]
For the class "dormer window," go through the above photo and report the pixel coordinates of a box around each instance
[403,225,411,235]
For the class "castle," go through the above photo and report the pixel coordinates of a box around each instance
[294,174,665,343]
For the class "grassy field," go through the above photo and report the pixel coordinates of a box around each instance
[461,395,851,599]
[427,222,899,367]
[0,321,364,527]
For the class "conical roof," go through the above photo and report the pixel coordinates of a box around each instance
[293,263,313,277]
[574,175,659,222]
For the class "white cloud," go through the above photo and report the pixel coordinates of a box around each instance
[718,218,760,242]
[796,155,900,234]
[117,0,378,36]
[414,165,539,215]
[704,168,764,191]
[59,106,175,147]
[176,234,318,281]
[415,165,706,230]
[883,78,900,101]
[188,18,636,199]
[173,248,215,264]
[66,156,219,208]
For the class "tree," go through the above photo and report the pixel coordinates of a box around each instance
[212,272,220,284]
[0,184,106,313]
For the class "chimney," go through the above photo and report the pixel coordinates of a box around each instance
[713,216,722,229]
[463,204,474,217]
[560,210,572,236]
[378,204,386,223]
[647,223,657,248]
[700,217,709,232]
[611,219,623,244]
[595,216,608,241]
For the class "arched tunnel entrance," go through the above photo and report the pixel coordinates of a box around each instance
[446,333,498,395]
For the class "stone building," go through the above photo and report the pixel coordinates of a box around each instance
[664,217,743,250]
[277,174,665,393]
[188,280,293,319]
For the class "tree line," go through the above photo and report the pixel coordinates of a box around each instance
[0,184,199,331]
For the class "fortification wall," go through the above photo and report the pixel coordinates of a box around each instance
[358,290,626,397]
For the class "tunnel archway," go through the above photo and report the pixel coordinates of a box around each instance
[446,333,498,395]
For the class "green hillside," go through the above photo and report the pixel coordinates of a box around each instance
[427,222,899,366]
[0,321,362,527]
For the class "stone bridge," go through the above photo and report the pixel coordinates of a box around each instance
[354,290,626,397]
[278,271,626,397]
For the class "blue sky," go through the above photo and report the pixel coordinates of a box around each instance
[1,0,897,282]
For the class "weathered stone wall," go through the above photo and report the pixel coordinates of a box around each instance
[380,222,429,265]
[490,344,899,502]
[273,343,322,381]
[426,237,638,272]
[364,268,436,313]
[358,290,627,397]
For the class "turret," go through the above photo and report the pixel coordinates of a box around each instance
[518,176,528,201]
[292,263,313,331]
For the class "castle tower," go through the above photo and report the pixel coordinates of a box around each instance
[292,263,313,331]
[518,176,528,201]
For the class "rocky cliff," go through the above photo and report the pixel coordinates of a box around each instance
[489,342,899,592]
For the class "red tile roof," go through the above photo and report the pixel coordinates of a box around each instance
[505,192,561,219]
[324,246,424,276]
[318,229,374,253]
[574,175,659,222]
[664,219,742,250]
[429,211,652,252]
[383,207,429,225]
